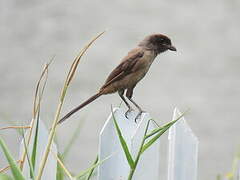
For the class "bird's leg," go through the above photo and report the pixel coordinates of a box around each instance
[125,108,134,119]
[118,90,133,118]
[126,87,145,122]
[129,99,145,122]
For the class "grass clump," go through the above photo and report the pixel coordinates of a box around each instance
[0,31,105,180]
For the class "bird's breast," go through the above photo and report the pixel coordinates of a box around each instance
[137,50,157,73]
[127,50,157,84]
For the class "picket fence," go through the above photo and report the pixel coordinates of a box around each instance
[18,107,240,180]
[19,107,199,180]
[98,107,199,180]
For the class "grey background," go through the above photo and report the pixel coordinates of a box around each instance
[1,0,240,179]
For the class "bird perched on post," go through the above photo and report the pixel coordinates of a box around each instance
[58,33,176,124]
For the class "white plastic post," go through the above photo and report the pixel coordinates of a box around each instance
[168,108,199,180]
[98,107,160,180]
[20,119,57,180]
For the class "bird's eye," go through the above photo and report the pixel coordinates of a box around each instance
[159,38,165,43]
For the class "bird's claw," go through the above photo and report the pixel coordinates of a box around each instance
[125,108,134,119]
[135,111,145,123]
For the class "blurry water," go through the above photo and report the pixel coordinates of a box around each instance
[0,0,240,179]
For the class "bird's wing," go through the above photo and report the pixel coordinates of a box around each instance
[101,48,144,89]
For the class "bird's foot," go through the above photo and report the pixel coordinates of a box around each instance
[125,108,134,119]
[135,110,146,123]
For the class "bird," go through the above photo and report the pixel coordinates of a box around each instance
[57,33,176,124]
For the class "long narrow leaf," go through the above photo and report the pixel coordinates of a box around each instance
[127,119,152,180]
[216,174,222,180]
[21,60,51,170]
[0,137,25,180]
[56,154,64,180]
[141,113,185,154]
[111,107,134,168]
[145,111,186,139]
[0,126,30,131]
[75,154,113,179]
[21,129,35,179]
[86,156,98,180]
[31,65,49,171]
[52,152,73,180]
[36,31,105,180]
[31,113,40,170]
[141,126,169,154]
[0,173,14,180]
[0,160,21,174]
[144,126,164,139]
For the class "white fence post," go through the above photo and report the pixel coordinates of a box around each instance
[19,119,58,180]
[98,107,160,180]
[168,108,199,180]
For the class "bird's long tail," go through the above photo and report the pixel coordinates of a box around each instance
[57,92,102,124]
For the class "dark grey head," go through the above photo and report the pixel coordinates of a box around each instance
[138,34,176,54]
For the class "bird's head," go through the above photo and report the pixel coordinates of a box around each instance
[139,34,176,54]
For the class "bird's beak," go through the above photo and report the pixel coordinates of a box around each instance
[168,45,177,51]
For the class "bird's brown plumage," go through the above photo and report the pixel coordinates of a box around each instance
[100,48,145,94]
[58,34,176,124]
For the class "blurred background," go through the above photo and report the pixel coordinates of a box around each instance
[1,0,240,179]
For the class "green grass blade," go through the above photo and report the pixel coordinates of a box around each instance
[75,154,113,179]
[0,173,14,180]
[145,126,164,139]
[0,137,25,180]
[31,113,40,171]
[56,153,64,180]
[127,119,152,179]
[36,31,105,180]
[111,107,134,168]
[56,162,64,180]
[21,129,35,179]
[145,112,186,139]
[86,156,98,180]
[20,61,50,171]
[141,124,173,154]
[216,174,222,180]
[141,113,185,154]
[54,152,74,180]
